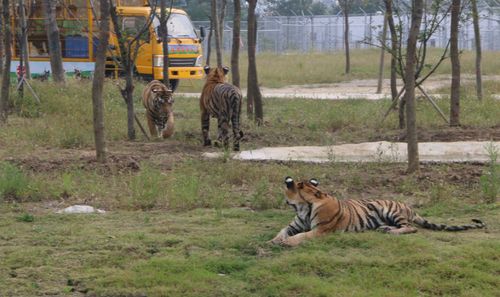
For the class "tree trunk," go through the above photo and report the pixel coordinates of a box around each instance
[471,0,482,101]
[230,0,241,87]
[124,71,136,140]
[1,0,12,123]
[109,3,136,140]
[218,0,227,46]
[0,3,4,80]
[450,0,461,127]
[247,0,262,124]
[43,0,65,83]
[91,0,110,163]
[377,12,388,94]
[211,0,222,67]
[383,0,398,102]
[341,0,350,74]
[404,0,424,173]
[19,0,30,79]
[160,0,170,87]
[205,17,213,66]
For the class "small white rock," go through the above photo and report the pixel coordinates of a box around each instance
[56,205,106,214]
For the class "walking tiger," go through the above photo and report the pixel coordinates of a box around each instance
[200,66,243,151]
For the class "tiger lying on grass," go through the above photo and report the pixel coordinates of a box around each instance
[142,80,175,139]
[271,177,486,246]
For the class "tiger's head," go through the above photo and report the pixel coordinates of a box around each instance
[284,177,325,206]
[203,65,229,84]
[152,86,174,110]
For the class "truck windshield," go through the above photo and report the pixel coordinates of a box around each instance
[153,13,197,39]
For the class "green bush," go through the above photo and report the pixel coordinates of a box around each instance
[0,162,30,200]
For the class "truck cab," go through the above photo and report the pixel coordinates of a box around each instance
[111,5,204,89]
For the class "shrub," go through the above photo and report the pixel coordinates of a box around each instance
[0,162,30,201]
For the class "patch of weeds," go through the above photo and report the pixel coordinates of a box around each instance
[12,94,41,118]
[480,142,499,203]
[0,162,30,200]
[204,257,251,275]
[429,182,453,204]
[168,171,200,210]
[16,213,35,223]
[250,178,280,210]
[60,172,74,198]
[129,165,166,210]
[59,131,86,149]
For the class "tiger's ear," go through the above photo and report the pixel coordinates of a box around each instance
[315,191,322,198]
[309,178,319,187]
[204,65,211,75]
[222,66,229,75]
[285,176,294,189]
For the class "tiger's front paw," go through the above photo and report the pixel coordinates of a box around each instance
[269,235,286,245]
[203,139,212,146]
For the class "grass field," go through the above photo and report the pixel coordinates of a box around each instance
[0,50,499,296]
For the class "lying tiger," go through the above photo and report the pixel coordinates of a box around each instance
[142,80,175,139]
[271,177,486,246]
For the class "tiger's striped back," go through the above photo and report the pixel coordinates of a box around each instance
[200,66,243,151]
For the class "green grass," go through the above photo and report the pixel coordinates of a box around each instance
[0,207,498,296]
[0,50,499,296]
[177,49,500,91]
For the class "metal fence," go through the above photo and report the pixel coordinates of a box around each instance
[193,10,500,54]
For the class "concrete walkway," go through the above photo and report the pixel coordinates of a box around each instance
[203,141,500,163]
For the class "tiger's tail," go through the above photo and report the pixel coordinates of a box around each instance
[413,215,486,231]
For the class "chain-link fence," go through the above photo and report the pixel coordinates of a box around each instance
[193,11,500,54]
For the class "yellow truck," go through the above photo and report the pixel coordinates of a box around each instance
[11,0,205,90]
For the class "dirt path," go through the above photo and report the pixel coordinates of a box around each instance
[204,141,500,163]
[178,74,500,100]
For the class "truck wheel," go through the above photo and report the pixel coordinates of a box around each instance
[169,79,179,92]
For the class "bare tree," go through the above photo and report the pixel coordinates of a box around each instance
[18,0,31,79]
[405,0,424,173]
[471,0,482,101]
[160,0,173,88]
[211,0,222,67]
[109,1,156,140]
[450,0,461,126]
[383,0,399,101]
[381,0,452,129]
[231,0,241,87]
[0,3,4,79]
[377,12,388,94]
[1,0,12,123]
[218,0,228,43]
[43,0,65,83]
[247,0,263,124]
[339,0,350,74]
[92,0,111,163]
[205,16,213,66]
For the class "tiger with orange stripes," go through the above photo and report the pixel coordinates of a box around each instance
[271,177,486,246]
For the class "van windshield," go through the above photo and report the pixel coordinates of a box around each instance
[152,13,197,39]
